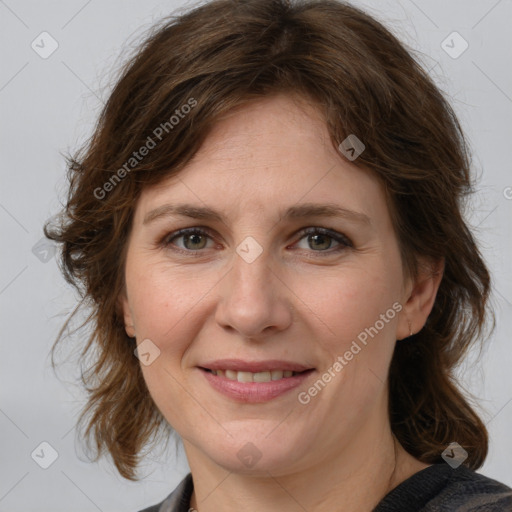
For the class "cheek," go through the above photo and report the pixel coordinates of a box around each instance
[124,258,210,425]
[127,257,202,332]
[125,257,225,374]
[294,259,402,363]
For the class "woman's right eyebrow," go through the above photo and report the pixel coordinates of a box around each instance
[143,202,372,227]
[143,203,224,224]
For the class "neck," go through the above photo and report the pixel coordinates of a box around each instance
[184,428,429,512]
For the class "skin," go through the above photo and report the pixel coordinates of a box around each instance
[121,93,443,511]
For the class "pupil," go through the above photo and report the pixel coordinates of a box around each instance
[310,234,330,250]
[186,233,205,249]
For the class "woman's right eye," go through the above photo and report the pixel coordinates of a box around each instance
[162,228,216,253]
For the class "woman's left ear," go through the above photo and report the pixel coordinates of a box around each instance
[397,257,444,340]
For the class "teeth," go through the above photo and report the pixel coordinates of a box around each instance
[225,369,237,380]
[210,369,300,382]
[253,371,271,382]
[237,371,253,383]
[271,370,284,380]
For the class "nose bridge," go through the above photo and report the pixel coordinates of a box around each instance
[214,233,293,337]
[230,236,274,300]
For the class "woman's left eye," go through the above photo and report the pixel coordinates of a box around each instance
[293,227,352,254]
[160,227,352,256]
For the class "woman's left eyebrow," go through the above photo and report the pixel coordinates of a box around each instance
[143,202,372,227]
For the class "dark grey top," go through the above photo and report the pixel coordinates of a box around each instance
[138,463,512,511]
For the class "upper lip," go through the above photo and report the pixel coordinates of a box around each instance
[199,359,314,373]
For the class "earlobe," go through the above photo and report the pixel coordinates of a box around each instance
[397,258,444,340]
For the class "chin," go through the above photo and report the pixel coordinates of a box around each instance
[190,424,315,476]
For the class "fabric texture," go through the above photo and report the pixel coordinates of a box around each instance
[374,463,512,511]
[138,473,193,512]
[138,463,512,511]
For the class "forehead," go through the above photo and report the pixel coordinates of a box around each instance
[188,94,334,167]
[134,94,387,227]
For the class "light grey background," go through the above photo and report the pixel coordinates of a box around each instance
[1,0,511,510]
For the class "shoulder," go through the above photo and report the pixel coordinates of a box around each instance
[375,463,512,511]
[137,473,193,512]
[436,464,512,511]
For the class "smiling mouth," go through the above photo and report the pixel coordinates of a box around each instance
[202,368,306,382]
[199,366,315,403]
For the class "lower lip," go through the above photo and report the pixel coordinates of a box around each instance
[201,368,315,403]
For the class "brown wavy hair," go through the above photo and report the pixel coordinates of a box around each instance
[45,0,494,480]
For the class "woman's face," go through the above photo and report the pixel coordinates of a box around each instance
[122,94,414,475]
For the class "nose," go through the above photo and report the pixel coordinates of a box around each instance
[214,247,294,340]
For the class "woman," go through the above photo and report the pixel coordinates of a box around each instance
[45,0,512,510]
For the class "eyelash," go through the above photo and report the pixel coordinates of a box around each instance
[159,226,353,258]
